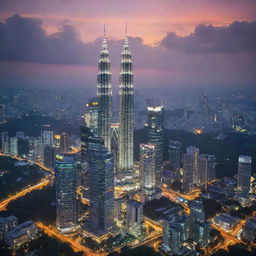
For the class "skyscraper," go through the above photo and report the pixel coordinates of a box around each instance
[147,106,164,188]
[87,137,114,235]
[139,144,156,195]
[56,155,77,233]
[188,200,206,240]
[80,126,93,189]
[97,33,112,152]
[41,130,54,146]
[84,97,99,136]
[126,200,143,235]
[1,132,9,154]
[60,132,69,154]
[237,155,252,193]
[162,218,182,254]
[183,146,199,192]
[199,154,216,185]
[118,35,134,173]
[9,137,18,156]
[168,140,182,180]
[43,145,55,169]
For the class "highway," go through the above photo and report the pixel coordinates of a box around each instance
[0,153,53,211]
[0,178,50,211]
[36,221,101,256]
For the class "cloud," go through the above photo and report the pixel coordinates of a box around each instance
[161,21,256,53]
[0,14,255,89]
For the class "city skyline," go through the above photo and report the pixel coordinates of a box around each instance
[0,1,256,256]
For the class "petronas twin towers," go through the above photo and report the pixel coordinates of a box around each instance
[97,30,134,173]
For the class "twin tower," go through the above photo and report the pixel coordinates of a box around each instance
[97,31,134,174]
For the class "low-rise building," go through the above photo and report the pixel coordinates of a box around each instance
[214,213,240,231]
[242,217,256,243]
[0,215,18,240]
[5,220,37,249]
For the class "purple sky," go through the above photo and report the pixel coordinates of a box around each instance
[0,0,255,91]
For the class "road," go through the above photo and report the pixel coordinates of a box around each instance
[36,221,102,256]
[0,178,50,211]
[0,153,53,211]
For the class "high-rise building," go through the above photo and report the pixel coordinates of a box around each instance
[17,138,29,157]
[1,132,9,154]
[118,35,134,173]
[87,137,114,235]
[237,155,252,193]
[168,140,182,180]
[147,106,164,188]
[97,35,112,152]
[80,126,93,189]
[197,221,210,247]
[189,200,205,240]
[177,215,189,242]
[56,155,77,233]
[162,218,182,254]
[126,200,143,236]
[43,145,55,168]
[60,132,69,154]
[84,97,99,136]
[9,137,18,156]
[41,131,54,146]
[32,138,44,161]
[183,146,199,192]
[139,144,156,195]
[199,154,216,185]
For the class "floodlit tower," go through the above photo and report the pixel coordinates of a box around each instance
[97,24,112,151]
[118,25,134,173]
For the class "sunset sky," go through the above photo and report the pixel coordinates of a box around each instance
[0,0,255,91]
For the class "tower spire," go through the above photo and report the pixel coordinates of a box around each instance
[104,23,106,37]
[125,22,128,37]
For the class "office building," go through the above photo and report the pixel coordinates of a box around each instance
[197,221,210,247]
[162,218,182,254]
[183,146,199,192]
[126,200,143,236]
[97,35,112,151]
[189,200,205,240]
[147,106,164,188]
[87,137,114,235]
[168,140,182,180]
[41,130,54,146]
[139,143,156,195]
[1,132,9,154]
[56,155,77,233]
[9,137,18,156]
[80,126,93,188]
[60,132,69,154]
[177,215,189,242]
[199,154,216,185]
[43,145,55,168]
[118,35,134,173]
[84,97,99,136]
[237,155,252,193]
[17,138,29,156]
